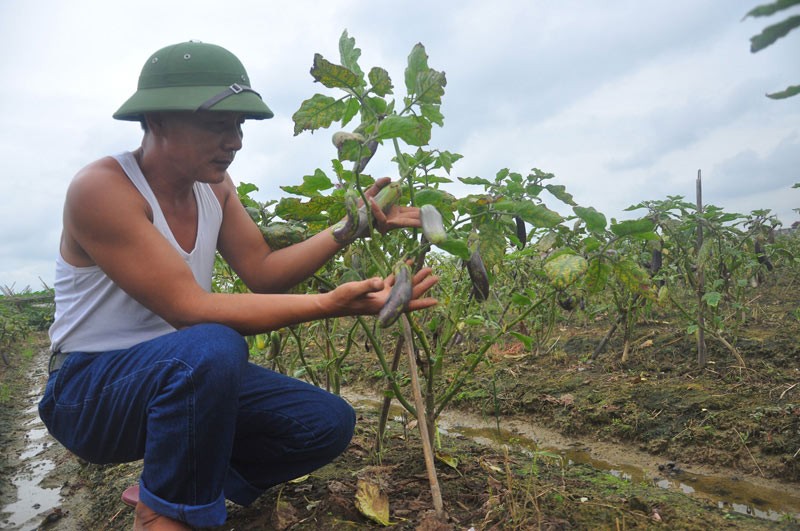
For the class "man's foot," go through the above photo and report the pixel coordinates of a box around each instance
[133,501,191,530]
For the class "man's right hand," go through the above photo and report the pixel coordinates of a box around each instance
[324,267,439,319]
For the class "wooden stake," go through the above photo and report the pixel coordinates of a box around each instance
[696,169,707,367]
[401,315,445,518]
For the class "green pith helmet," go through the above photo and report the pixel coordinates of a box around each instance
[113,41,273,121]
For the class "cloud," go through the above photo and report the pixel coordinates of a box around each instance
[710,132,800,200]
[0,0,798,291]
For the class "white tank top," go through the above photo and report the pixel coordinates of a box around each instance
[49,151,223,353]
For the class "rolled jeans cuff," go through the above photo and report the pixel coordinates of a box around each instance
[224,466,265,507]
[138,479,227,528]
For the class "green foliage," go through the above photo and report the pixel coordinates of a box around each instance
[745,0,800,99]
[0,286,51,367]
[212,30,800,439]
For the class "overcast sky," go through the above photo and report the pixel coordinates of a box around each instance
[1,0,798,291]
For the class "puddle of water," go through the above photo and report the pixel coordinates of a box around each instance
[452,423,800,522]
[0,364,62,531]
[1,459,61,531]
[350,394,800,523]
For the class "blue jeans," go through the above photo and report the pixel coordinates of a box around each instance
[38,323,356,527]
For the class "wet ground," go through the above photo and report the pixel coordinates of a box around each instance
[2,334,799,530]
[0,342,63,530]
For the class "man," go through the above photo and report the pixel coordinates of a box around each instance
[38,41,438,530]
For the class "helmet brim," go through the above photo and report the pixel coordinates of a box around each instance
[113,85,274,121]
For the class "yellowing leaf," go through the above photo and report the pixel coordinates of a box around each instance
[544,253,588,290]
[354,478,390,526]
[435,451,459,470]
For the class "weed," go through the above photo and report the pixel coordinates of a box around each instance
[0,383,10,404]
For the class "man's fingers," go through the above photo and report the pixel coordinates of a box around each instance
[411,268,438,299]
[407,297,438,312]
[355,277,385,296]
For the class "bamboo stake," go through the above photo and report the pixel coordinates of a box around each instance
[696,170,707,367]
[401,314,445,518]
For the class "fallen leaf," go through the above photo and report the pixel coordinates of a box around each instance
[271,498,299,530]
[355,477,391,526]
[435,451,459,470]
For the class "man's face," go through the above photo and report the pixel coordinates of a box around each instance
[154,111,246,183]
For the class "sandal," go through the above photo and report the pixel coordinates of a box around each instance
[121,485,140,508]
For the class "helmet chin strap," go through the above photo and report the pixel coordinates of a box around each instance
[196,83,261,111]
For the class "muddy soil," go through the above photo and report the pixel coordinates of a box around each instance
[1,278,799,530]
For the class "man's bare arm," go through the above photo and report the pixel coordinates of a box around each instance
[64,163,436,334]
[215,176,422,294]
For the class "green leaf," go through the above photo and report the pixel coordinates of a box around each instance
[338,30,365,83]
[574,206,607,233]
[509,331,534,350]
[703,291,722,308]
[236,182,260,208]
[745,0,800,19]
[581,236,602,253]
[435,451,460,470]
[237,182,258,196]
[767,84,800,99]
[697,240,713,268]
[362,96,390,117]
[414,188,455,213]
[405,43,429,95]
[511,293,532,306]
[259,222,308,250]
[536,232,559,253]
[336,137,366,162]
[376,115,432,146]
[415,69,447,105]
[292,94,346,135]
[341,98,361,128]
[496,200,563,228]
[419,175,453,185]
[310,53,362,91]
[279,169,333,197]
[585,259,611,293]
[275,196,337,222]
[613,259,652,296]
[458,176,493,187]
[610,218,655,237]
[545,184,577,206]
[368,67,393,96]
[421,104,444,127]
[477,223,508,270]
[543,254,588,290]
[436,151,462,173]
[436,238,470,260]
[507,180,525,195]
[750,14,800,52]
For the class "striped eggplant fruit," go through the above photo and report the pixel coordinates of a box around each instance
[466,250,490,302]
[378,263,413,328]
[331,182,403,244]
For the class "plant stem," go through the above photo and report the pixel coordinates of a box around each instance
[375,336,404,455]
